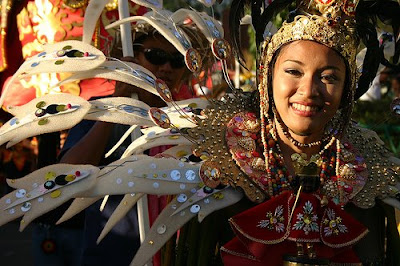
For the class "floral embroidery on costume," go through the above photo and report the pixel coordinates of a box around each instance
[323,208,348,236]
[292,201,319,235]
[257,205,285,232]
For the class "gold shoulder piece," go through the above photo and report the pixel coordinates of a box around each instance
[188,90,267,203]
[346,124,400,208]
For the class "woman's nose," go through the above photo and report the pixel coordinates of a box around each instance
[297,75,320,98]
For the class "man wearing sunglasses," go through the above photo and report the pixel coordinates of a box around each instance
[113,32,194,103]
[59,32,197,266]
[134,36,186,88]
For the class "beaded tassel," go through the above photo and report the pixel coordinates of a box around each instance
[259,84,274,197]
[335,139,344,207]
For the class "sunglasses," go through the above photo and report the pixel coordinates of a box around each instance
[138,47,186,69]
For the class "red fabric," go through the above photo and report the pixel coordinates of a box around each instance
[221,237,265,266]
[171,83,194,100]
[0,0,25,100]
[223,192,367,265]
[1,76,36,108]
[78,78,116,99]
[1,76,116,108]
[321,200,368,247]
[222,237,360,266]
[230,192,291,259]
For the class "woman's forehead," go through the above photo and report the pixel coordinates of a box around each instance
[276,40,345,67]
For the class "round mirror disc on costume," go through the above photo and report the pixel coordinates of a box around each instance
[21,202,32,212]
[391,98,400,117]
[185,48,202,73]
[190,204,200,213]
[157,224,167,234]
[177,194,187,203]
[212,38,231,60]
[44,181,56,190]
[200,161,221,189]
[35,108,46,117]
[155,79,173,102]
[15,189,27,198]
[149,108,171,129]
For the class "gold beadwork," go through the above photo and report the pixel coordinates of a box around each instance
[346,124,400,208]
[188,91,267,203]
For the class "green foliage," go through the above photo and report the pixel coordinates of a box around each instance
[352,97,400,156]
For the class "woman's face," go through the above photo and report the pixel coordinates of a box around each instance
[272,40,346,137]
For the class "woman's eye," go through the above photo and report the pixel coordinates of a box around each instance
[321,74,338,83]
[284,69,301,76]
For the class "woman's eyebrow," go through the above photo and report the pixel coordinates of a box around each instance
[283,60,343,72]
[283,59,304,65]
[320,65,343,72]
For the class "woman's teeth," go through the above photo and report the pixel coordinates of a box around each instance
[292,103,318,112]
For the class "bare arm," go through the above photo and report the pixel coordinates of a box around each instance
[59,121,114,165]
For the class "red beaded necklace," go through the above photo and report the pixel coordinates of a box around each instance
[258,87,344,203]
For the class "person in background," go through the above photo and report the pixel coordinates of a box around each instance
[59,27,203,265]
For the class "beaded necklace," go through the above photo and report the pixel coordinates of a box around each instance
[262,123,338,197]
[272,105,331,148]
[258,89,343,199]
[260,114,340,199]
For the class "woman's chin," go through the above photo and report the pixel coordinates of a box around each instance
[287,124,324,138]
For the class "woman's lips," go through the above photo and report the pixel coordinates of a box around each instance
[291,102,321,117]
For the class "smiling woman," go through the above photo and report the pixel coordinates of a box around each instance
[217,0,400,264]
[223,38,369,264]
[272,41,346,142]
